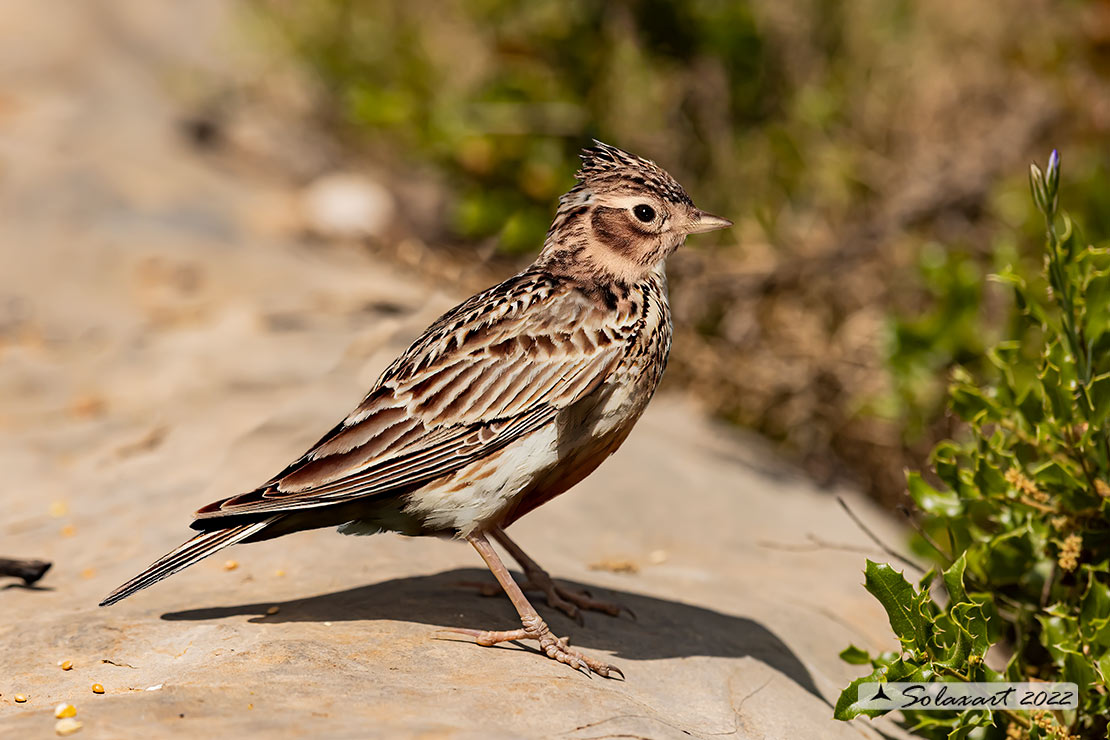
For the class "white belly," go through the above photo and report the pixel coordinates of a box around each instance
[399,371,648,535]
[399,421,561,535]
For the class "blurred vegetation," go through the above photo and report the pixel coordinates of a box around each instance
[251,0,1110,506]
[837,154,1110,740]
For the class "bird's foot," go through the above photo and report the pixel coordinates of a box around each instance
[447,614,623,679]
[462,572,632,624]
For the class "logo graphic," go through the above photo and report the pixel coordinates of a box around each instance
[858,682,1078,711]
[868,684,890,703]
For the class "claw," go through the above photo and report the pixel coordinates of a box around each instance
[456,619,623,679]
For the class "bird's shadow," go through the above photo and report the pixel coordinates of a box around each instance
[163,567,823,700]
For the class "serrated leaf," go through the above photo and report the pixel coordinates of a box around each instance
[864,560,931,651]
[951,602,991,657]
[833,666,887,720]
[943,553,969,606]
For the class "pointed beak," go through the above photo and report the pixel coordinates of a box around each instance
[686,210,733,234]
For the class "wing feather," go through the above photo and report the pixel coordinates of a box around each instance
[192,271,631,526]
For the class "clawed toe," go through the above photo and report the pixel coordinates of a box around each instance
[461,532,624,679]
[451,619,623,679]
[521,574,630,622]
[548,583,632,621]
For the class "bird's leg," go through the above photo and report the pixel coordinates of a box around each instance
[490,526,631,623]
[448,531,623,678]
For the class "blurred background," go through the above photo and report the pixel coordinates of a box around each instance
[9,0,1110,511]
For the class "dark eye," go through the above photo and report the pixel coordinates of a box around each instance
[633,204,656,222]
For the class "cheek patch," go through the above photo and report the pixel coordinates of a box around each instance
[591,207,640,256]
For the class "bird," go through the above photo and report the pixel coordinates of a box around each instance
[100,141,732,677]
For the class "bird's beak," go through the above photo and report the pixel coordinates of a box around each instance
[686,210,733,234]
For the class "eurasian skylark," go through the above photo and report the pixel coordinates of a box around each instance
[101,141,731,677]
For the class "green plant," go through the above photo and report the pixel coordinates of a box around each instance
[836,152,1110,739]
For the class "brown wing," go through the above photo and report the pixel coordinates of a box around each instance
[191,271,632,526]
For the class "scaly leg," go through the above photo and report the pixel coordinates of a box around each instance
[491,526,631,623]
[449,531,623,678]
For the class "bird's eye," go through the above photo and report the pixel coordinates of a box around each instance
[633,204,656,223]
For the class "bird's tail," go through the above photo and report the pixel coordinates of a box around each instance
[99,517,278,607]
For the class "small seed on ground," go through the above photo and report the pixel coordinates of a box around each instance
[54,703,77,719]
[58,660,73,671]
[223,560,238,571]
[90,684,104,695]
[266,606,280,615]
[14,694,27,703]
[588,557,639,574]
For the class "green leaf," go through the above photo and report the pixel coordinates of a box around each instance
[1065,651,1098,693]
[838,644,871,665]
[1098,652,1110,684]
[972,457,1007,497]
[907,472,963,517]
[943,553,969,605]
[864,560,930,652]
[930,441,964,485]
[1037,613,1081,663]
[950,602,991,657]
[833,666,886,720]
[1080,568,1110,647]
[1032,459,1084,492]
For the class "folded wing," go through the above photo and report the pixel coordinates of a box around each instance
[191,271,631,526]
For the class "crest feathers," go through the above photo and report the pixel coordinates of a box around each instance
[574,140,693,206]
[577,140,655,181]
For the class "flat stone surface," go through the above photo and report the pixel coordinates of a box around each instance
[0,2,909,737]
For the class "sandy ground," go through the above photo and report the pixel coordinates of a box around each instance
[1,2,911,738]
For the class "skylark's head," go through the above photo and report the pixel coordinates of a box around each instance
[540,141,731,283]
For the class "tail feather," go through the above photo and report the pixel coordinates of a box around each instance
[99,517,278,607]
